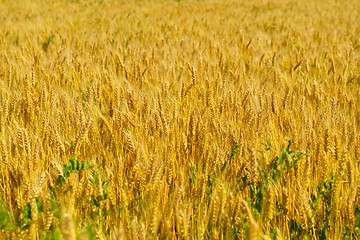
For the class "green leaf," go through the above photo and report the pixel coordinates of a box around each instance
[270,228,278,240]
[228,142,239,160]
[23,203,32,220]
[35,198,44,213]
[0,204,14,230]
[53,228,62,240]
[50,196,58,212]
[261,140,272,151]
[221,161,228,172]
[86,224,96,240]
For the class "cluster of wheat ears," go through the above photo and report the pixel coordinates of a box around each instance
[0,0,360,239]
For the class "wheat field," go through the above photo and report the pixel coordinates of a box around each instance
[0,0,360,239]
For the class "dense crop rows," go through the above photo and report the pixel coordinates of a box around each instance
[1,0,360,239]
